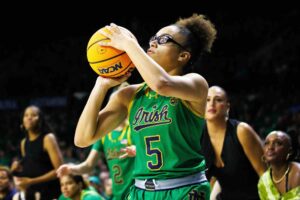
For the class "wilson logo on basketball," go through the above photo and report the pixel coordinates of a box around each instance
[98,62,123,74]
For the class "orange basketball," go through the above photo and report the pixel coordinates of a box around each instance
[86,27,135,77]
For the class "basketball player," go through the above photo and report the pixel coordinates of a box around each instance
[74,14,217,199]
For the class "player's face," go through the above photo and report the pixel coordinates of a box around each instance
[264,131,291,163]
[206,87,229,121]
[22,106,40,131]
[60,175,81,198]
[147,25,188,73]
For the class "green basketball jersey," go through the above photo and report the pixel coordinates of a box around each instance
[128,83,206,180]
[92,125,135,200]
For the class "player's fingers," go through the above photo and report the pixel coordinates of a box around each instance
[97,41,111,47]
[99,27,112,38]
[119,153,128,159]
[110,23,121,33]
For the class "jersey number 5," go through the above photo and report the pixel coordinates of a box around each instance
[145,135,163,170]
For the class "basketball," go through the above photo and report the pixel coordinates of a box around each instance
[86,27,135,78]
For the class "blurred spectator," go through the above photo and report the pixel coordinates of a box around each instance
[58,174,104,200]
[0,166,17,200]
[258,131,300,199]
[88,176,102,194]
[201,86,267,200]
[11,105,63,200]
[102,178,113,200]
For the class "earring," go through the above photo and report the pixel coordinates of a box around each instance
[261,155,267,163]
[286,153,291,161]
[225,110,229,120]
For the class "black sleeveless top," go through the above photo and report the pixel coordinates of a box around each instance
[19,134,61,200]
[201,119,259,200]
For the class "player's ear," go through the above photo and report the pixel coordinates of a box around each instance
[178,51,191,62]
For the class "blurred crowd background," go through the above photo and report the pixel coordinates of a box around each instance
[0,5,299,170]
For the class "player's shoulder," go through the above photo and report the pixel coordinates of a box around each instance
[115,83,143,106]
[185,73,208,91]
[118,83,143,97]
[184,72,208,81]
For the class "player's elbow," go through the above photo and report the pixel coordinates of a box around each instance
[74,134,89,148]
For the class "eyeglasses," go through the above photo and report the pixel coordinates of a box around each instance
[149,34,190,52]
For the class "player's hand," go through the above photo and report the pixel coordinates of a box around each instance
[56,164,73,178]
[94,72,131,90]
[119,145,136,159]
[99,23,137,51]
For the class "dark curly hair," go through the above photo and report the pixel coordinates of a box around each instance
[175,13,217,70]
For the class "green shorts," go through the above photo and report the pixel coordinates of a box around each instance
[126,181,210,200]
